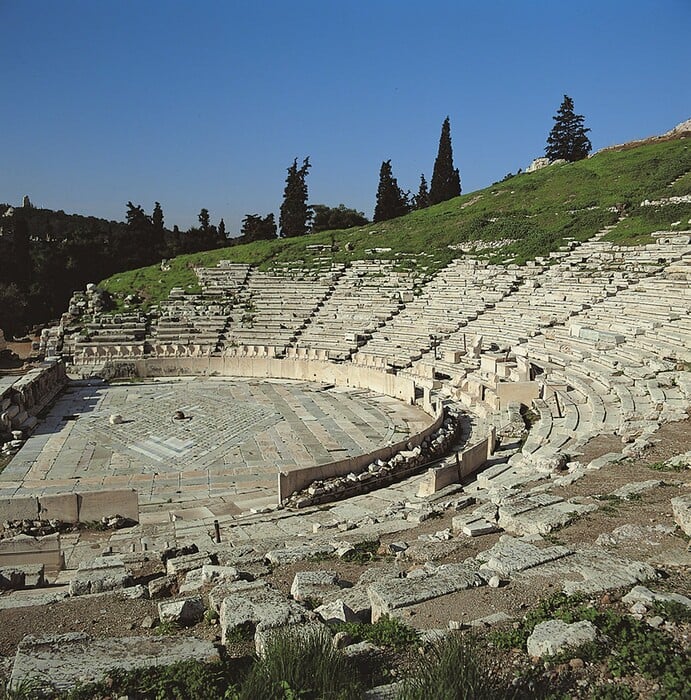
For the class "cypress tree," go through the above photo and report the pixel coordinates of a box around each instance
[152,202,164,231]
[429,117,461,205]
[373,160,409,223]
[279,157,311,237]
[414,174,430,210]
[545,95,592,162]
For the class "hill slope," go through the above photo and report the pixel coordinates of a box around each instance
[100,136,691,308]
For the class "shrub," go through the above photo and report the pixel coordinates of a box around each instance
[331,614,419,650]
[238,626,361,700]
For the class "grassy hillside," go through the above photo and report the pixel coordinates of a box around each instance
[101,137,691,309]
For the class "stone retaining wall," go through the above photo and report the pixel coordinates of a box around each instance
[0,361,67,437]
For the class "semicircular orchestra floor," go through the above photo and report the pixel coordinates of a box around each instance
[0,377,431,521]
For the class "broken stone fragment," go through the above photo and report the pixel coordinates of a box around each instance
[526,619,598,658]
[158,595,205,625]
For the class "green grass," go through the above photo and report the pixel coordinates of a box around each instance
[397,633,517,700]
[238,626,362,700]
[98,137,691,309]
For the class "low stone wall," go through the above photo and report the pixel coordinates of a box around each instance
[278,403,445,502]
[417,427,497,497]
[0,489,138,524]
[113,356,420,405]
[0,533,62,574]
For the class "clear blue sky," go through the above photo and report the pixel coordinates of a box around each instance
[1,0,689,234]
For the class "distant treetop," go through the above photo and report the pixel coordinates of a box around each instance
[429,117,462,205]
[545,95,592,162]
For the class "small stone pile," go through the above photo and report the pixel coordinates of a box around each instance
[1,515,135,539]
[284,408,463,508]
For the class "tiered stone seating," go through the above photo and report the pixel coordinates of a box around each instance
[354,260,521,371]
[519,250,691,453]
[224,263,346,353]
[295,260,418,360]
[194,261,251,297]
[73,314,148,364]
[149,285,234,356]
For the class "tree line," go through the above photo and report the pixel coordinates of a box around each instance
[0,97,590,337]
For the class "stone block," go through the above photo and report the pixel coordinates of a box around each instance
[476,535,573,577]
[265,543,335,565]
[9,633,219,693]
[671,495,691,537]
[148,574,178,599]
[219,586,309,646]
[368,563,485,622]
[39,494,78,523]
[201,564,242,585]
[622,585,691,609]
[0,496,39,522]
[158,596,205,625]
[314,599,359,624]
[290,570,340,603]
[0,533,62,574]
[527,619,598,658]
[166,551,213,576]
[0,564,45,589]
[78,489,138,522]
[69,557,132,596]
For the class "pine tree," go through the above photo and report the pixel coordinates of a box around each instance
[545,95,592,162]
[373,160,409,223]
[218,218,226,240]
[279,157,311,237]
[198,208,210,230]
[429,117,461,205]
[414,174,430,210]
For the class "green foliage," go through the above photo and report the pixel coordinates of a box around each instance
[490,592,691,699]
[238,626,361,700]
[374,159,410,222]
[397,633,515,700]
[280,157,312,237]
[65,658,243,700]
[589,684,639,700]
[413,173,430,210]
[331,614,419,650]
[241,213,277,242]
[339,539,380,564]
[545,95,592,162]
[155,620,179,635]
[429,116,462,205]
[646,459,686,473]
[651,599,691,623]
[0,676,55,700]
[311,204,368,232]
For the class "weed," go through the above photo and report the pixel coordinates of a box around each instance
[397,632,517,700]
[647,460,686,473]
[65,658,244,700]
[224,621,255,644]
[589,683,639,700]
[155,620,179,635]
[651,600,691,624]
[331,614,419,650]
[490,592,691,699]
[339,539,381,565]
